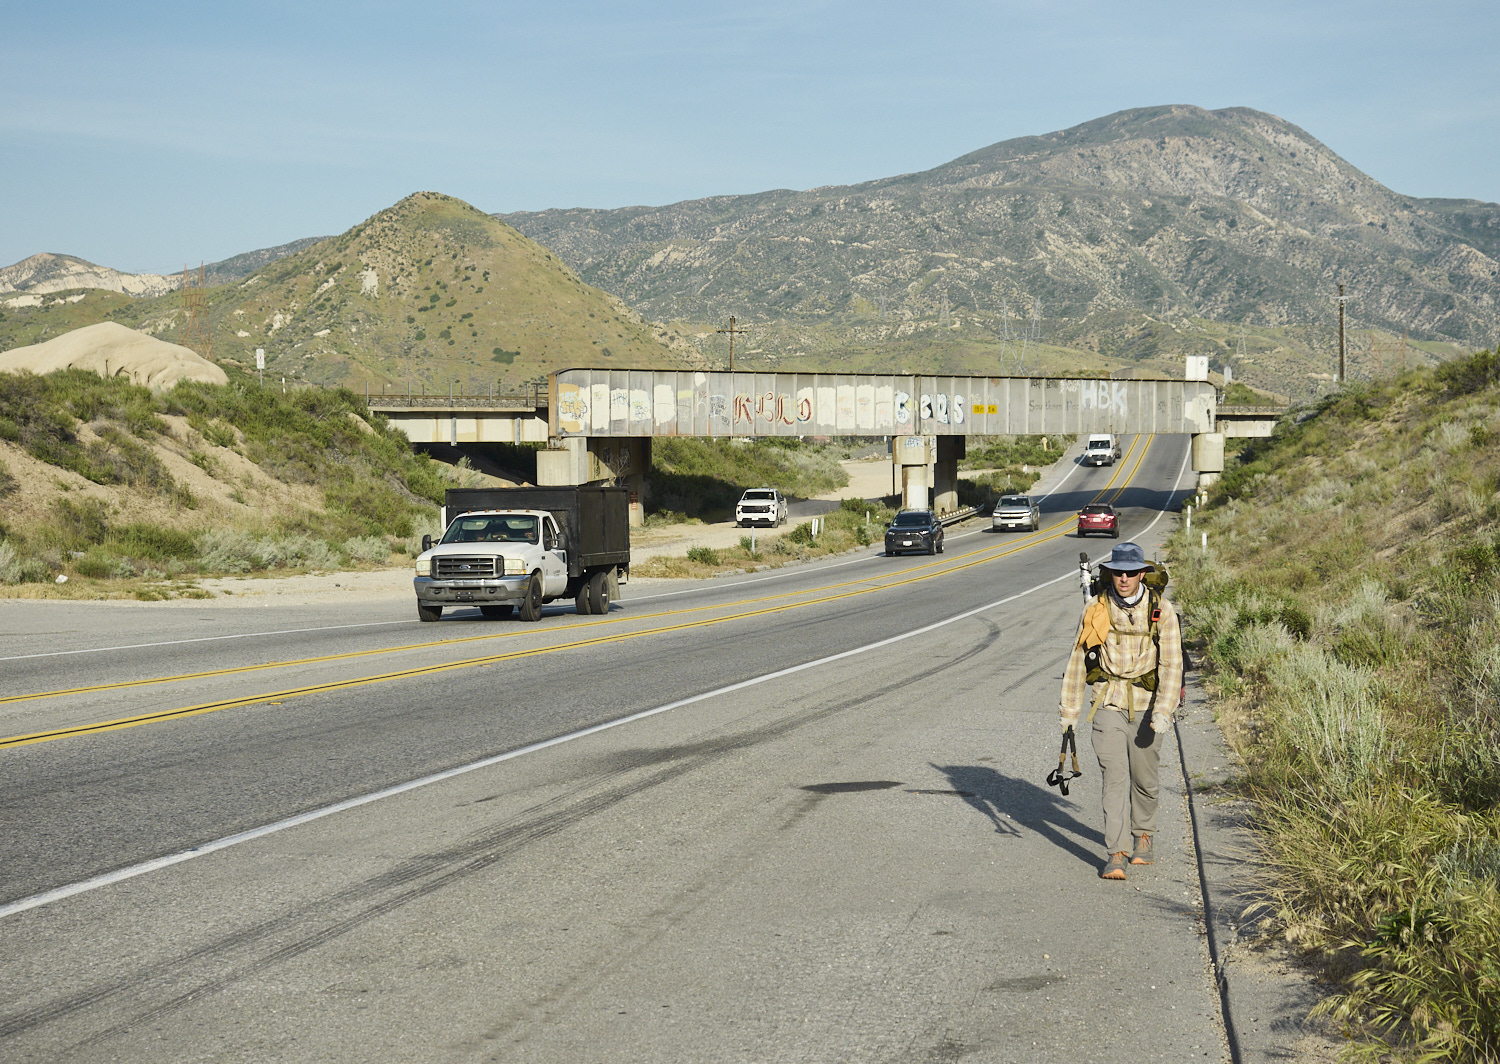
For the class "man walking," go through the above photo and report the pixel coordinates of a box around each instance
[1058,542,1183,880]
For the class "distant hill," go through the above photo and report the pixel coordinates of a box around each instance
[0,253,178,298]
[503,105,1497,397]
[201,237,328,285]
[0,240,325,301]
[0,193,699,392]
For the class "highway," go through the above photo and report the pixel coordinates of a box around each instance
[0,434,1226,1063]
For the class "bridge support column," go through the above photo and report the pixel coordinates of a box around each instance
[902,464,929,511]
[894,435,934,511]
[933,436,965,514]
[1192,432,1225,491]
[537,437,588,486]
[622,438,650,528]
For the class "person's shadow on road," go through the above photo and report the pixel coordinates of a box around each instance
[934,762,1102,871]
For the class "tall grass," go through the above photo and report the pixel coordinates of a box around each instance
[1177,345,1500,1062]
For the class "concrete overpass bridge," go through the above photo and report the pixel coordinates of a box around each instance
[369,369,1274,519]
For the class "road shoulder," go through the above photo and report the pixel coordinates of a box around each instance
[1176,652,1345,1062]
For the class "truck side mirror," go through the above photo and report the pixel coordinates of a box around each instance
[556,530,569,552]
[421,535,433,552]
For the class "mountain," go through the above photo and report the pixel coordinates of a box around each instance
[200,237,328,285]
[0,239,326,301]
[0,253,178,298]
[0,193,699,392]
[196,192,697,390]
[502,105,1499,396]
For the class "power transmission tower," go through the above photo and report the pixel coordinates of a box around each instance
[717,316,749,371]
[179,262,212,360]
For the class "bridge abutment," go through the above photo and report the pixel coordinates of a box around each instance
[933,436,964,514]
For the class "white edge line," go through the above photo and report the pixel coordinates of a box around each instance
[0,567,1075,921]
[0,620,414,663]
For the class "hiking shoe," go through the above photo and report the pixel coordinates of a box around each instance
[1101,852,1129,880]
[1131,834,1155,865]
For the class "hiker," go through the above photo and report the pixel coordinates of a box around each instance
[1078,552,1092,601]
[1058,541,1183,881]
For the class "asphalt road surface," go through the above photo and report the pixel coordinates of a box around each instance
[0,434,1225,1063]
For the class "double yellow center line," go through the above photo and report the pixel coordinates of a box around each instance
[1,436,1155,749]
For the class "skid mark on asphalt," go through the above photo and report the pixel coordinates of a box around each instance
[0,623,1003,1052]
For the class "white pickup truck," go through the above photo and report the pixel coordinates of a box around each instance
[736,488,787,527]
[413,487,629,623]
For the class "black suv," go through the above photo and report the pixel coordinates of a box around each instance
[885,509,944,556]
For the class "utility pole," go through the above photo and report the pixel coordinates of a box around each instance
[717,316,749,371]
[1337,283,1347,384]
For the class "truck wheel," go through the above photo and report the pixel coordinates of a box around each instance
[519,573,544,622]
[587,569,611,614]
[417,602,443,622]
[480,605,513,619]
[574,582,592,616]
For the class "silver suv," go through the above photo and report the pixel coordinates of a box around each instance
[991,494,1041,532]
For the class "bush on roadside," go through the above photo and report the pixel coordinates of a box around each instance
[0,541,51,584]
[343,535,391,564]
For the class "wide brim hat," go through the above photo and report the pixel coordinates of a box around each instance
[1099,541,1150,573]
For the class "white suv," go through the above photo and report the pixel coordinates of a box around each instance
[736,488,787,527]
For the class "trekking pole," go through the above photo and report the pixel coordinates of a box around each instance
[1046,726,1084,796]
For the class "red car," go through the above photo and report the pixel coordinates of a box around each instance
[1077,503,1119,538]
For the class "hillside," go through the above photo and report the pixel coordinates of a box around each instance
[1171,345,1500,1061]
[1,194,701,393]
[503,105,1493,397]
[0,369,491,598]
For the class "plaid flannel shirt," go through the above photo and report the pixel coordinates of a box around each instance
[1059,589,1183,728]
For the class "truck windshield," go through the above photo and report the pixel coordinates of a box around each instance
[742,491,776,500]
[441,515,539,544]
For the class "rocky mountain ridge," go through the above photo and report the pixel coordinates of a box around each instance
[502,105,1499,394]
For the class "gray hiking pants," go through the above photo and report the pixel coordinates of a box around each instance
[1091,708,1164,855]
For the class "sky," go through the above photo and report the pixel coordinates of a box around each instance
[4,0,1498,274]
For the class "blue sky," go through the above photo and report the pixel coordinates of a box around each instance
[4,0,1497,274]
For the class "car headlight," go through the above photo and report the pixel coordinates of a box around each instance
[502,557,527,576]
[414,557,431,576]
